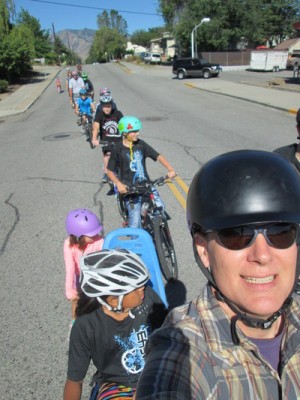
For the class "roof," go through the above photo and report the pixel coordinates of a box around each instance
[273,38,300,51]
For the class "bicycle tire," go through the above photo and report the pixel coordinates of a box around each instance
[116,193,128,223]
[85,123,95,149]
[153,215,178,280]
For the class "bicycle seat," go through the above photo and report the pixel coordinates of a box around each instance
[103,227,168,306]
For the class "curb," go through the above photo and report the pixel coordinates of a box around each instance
[185,83,298,116]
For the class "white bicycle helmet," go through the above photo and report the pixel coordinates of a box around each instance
[80,249,150,314]
[99,88,112,103]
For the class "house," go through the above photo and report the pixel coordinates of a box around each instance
[149,32,176,60]
[273,38,300,54]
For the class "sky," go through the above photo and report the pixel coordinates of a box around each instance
[13,0,165,34]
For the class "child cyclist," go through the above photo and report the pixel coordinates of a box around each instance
[75,89,96,128]
[106,116,177,228]
[64,209,104,323]
[92,88,123,183]
[55,76,62,93]
[63,248,167,400]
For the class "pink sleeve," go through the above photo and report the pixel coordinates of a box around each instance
[63,238,78,300]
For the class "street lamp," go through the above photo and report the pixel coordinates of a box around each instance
[191,17,210,58]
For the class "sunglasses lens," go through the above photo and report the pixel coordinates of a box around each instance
[267,224,297,249]
[217,224,297,250]
[218,227,253,250]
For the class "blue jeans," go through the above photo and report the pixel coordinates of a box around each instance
[125,196,142,228]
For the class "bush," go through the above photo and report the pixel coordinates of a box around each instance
[0,80,8,93]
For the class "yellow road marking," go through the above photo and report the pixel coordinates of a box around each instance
[166,179,187,210]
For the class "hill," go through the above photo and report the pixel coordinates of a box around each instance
[56,28,96,61]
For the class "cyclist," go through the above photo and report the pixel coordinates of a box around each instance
[75,88,95,129]
[63,249,167,400]
[274,108,300,171]
[106,116,176,228]
[95,88,117,113]
[55,76,62,93]
[81,72,94,100]
[92,89,123,183]
[64,209,104,326]
[66,69,72,93]
[136,150,300,399]
[69,70,85,108]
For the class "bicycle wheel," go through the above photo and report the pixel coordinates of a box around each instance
[153,215,178,280]
[116,193,128,225]
[86,123,94,149]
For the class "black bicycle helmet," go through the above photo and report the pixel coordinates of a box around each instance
[187,149,300,233]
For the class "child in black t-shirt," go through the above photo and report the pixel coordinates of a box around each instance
[107,116,176,228]
[92,89,123,183]
[63,249,167,400]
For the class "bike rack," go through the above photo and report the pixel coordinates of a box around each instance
[103,227,168,307]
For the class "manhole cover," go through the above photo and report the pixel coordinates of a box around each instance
[0,120,4,123]
[43,132,80,141]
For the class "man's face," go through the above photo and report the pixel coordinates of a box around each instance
[72,73,78,80]
[195,228,297,319]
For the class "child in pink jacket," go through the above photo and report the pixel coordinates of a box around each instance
[64,209,104,323]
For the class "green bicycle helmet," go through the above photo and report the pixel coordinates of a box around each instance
[82,72,88,80]
[118,116,142,135]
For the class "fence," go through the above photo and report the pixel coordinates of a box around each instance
[200,51,251,66]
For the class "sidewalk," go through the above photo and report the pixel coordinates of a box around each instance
[0,64,299,118]
[185,77,299,115]
[0,66,60,118]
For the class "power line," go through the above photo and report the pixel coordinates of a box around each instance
[30,0,163,17]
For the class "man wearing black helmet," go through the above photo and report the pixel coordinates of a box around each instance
[136,150,300,400]
[274,108,300,171]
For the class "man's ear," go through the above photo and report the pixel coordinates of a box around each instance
[194,233,210,269]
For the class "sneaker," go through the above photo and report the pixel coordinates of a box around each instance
[81,127,85,134]
[102,174,108,183]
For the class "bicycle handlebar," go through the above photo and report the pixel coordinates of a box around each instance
[122,175,169,197]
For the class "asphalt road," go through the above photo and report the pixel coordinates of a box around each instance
[0,62,297,399]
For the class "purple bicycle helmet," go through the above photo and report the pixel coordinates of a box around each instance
[66,209,103,237]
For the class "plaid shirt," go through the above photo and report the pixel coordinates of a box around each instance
[136,285,300,400]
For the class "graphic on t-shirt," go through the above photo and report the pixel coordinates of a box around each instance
[115,324,149,374]
[103,120,120,137]
[128,150,146,183]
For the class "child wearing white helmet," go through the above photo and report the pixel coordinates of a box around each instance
[63,249,167,400]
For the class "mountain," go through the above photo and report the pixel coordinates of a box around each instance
[56,28,96,61]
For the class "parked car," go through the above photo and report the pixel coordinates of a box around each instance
[286,53,300,70]
[172,57,221,79]
[144,52,162,65]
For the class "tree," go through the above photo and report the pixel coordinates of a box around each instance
[97,9,128,36]
[17,8,52,58]
[0,0,15,37]
[158,0,300,53]
[130,27,166,47]
[0,24,35,81]
[88,26,126,62]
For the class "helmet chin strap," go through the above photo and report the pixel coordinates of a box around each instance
[214,288,293,345]
[97,295,135,319]
[193,240,293,345]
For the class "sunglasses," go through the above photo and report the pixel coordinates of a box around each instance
[206,223,298,250]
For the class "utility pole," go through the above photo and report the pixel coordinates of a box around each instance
[52,22,60,65]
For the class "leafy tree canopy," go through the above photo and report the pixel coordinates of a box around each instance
[130,27,166,47]
[17,8,52,57]
[88,26,126,62]
[97,9,128,36]
[159,0,300,52]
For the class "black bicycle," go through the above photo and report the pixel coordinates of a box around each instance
[116,176,178,281]
[80,113,94,149]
